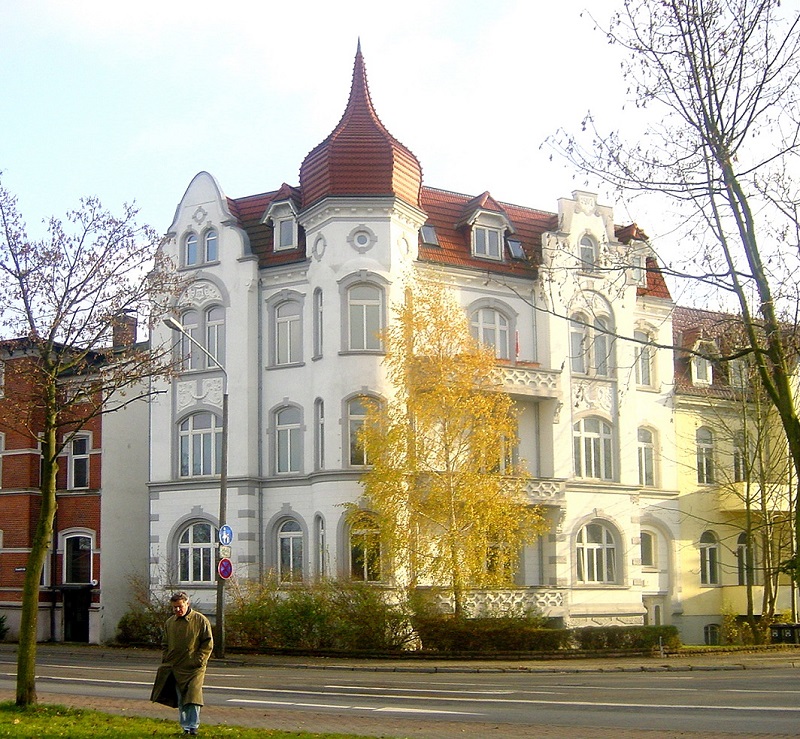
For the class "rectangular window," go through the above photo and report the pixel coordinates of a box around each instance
[70,436,90,489]
[473,227,501,259]
[277,219,295,250]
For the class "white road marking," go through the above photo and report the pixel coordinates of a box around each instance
[228,698,484,716]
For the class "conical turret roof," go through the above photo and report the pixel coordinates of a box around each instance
[299,42,422,209]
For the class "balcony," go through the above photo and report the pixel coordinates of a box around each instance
[716,481,792,513]
[496,362,562,399]
[524,477,566,505]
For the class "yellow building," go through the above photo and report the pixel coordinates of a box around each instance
[672,307,795,644]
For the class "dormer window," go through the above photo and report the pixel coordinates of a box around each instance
[265,199,299,252]
[693,356,711,385]
[275,218,297,251]
[473,226,502,260]
[630,253,647,286]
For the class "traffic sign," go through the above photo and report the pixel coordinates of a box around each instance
[219,545,232,559]
[219,525,233,546]
[218,557,233,580]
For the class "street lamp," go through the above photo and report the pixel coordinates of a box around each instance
[164,315,228,659]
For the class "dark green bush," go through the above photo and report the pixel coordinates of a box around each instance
[414,615,571,652]
[572,625,680,651]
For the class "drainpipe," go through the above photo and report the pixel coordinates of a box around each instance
[257,276,265,579]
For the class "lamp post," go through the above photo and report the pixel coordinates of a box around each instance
[164,316,228,659]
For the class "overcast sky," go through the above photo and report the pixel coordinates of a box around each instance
[1,0,639,236]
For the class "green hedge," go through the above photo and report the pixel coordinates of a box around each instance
[572,625,681,651]
[414,616,571,652]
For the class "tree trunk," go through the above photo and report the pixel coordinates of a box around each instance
[16,411,58,706]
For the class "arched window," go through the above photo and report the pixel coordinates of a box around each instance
[569,313,613,376]
[314,398,325,470]
[179,309,201,370]
[640,530,655,568]
[275,301,302,365]
[704,623,720,646]
[579,235,598,271]
[179,412,222,477]
[576,521,617,583]
[64,534,92,583]
[700,531,720,585]
[184,230,218,267]
[204,230,218,262]
[315,515,327,578]
[737,532,755,586]
[634,330,654,386]
[573,417,614,480]
[178,521,216,583]
[733,430,752,483]
[185,233,199,266]
[275,405,302,474]
[696,427,715,484]
[347,284,383,351]
[278,519,304,582]
[570,314,588,374]
[313,288,323,358]
[205,306,225,367]
[177,306,226,371]
[347,396,374,466]
[350,515,381,582]
[471,307,510,359]
[638,427,656,487]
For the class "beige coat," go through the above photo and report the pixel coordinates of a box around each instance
[150,608,213,707]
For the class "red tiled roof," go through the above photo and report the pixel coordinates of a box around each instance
[638,256,672,300]
[299,42,422,209]
[419,187,553,278]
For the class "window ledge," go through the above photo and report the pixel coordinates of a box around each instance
[267,362,306,370]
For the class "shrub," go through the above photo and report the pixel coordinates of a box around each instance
[572,625,680,651]
[226,577,415,652]
[115,577,172,646]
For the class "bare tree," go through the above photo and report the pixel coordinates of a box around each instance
[0,177,181,705]
[549,0,800,580]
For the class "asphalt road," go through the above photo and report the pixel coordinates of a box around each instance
[1,645,799,738]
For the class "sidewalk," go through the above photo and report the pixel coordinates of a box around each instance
[8,641,800,673]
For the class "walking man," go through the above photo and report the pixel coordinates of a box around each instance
[151,591,214,736]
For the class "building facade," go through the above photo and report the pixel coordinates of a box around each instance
[0,329,149,644]
[147,45,690,634]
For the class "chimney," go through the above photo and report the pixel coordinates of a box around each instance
[113,311,138,348]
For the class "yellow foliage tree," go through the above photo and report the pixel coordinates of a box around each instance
[353,277,547,617]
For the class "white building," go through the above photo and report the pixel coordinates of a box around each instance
[149,45,680,631]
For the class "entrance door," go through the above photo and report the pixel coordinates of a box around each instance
[63,589,91,642]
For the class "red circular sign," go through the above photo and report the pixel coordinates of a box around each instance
[218,557,233,580]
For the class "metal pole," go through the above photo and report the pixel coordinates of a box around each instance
[214,390,228,658]
[164,317,228,658]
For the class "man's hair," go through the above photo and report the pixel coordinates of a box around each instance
[170,591,189,603]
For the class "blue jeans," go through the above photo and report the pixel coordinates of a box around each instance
[176,685,201,731]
